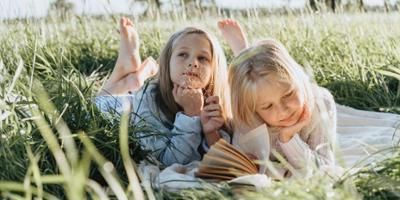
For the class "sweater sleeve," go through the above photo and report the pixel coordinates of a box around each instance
[131,86,203,166]
[94,94,135,115]
[278,87,336,170]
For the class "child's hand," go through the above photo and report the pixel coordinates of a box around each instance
[201,96,225,135]
[278,104,311,143]
[173,84,203,116]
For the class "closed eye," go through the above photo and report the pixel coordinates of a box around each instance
[262,104,272,110]
[283,90,294,98]
[198,56,210,63]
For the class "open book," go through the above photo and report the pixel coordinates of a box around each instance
[195,124,271,181]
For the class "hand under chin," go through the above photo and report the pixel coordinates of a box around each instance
[177,79,204,89]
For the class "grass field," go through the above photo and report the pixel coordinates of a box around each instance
[0,11,400,199]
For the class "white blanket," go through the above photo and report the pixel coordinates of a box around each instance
[336,104,400,167]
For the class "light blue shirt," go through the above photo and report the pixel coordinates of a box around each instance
[95,82,231,166]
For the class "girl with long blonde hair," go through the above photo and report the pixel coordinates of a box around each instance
[96,18,232,166]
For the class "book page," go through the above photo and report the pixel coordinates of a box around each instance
[197,164,248,177]
[207,144,257,173]
[215,140,258,171]
[234,124,270,174]
[201,154,256,174]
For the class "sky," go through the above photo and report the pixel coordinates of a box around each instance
[0,0,145,19]
[0,0,397,20]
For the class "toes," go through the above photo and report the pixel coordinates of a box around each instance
[218,19,239,29]
[218,19,231,28]
[217,21,224,29]
[126,19,134,26]
[224,19,232,26]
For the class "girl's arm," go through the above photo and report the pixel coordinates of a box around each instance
[131,86,204,166]
[201,96,228,147]
[278,87,336,170]
[204,131,221,147]
[95,85,204,166]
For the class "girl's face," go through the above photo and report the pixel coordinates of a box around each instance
[169,34,213,89]
[255,75,305,127]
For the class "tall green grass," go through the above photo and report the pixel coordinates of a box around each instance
[0,12,399,199]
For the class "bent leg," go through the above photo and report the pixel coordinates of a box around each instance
[217,19,249,56]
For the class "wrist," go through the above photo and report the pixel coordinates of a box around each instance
[204,129,218,136]
[204,130,221,147]
[184,108,201,117]
[279,133,294,143]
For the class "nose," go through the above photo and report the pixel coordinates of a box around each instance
[188,63,198,68]
[188,57,199,68]
[277,103,291,120]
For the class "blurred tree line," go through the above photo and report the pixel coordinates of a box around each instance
[141,0,400,13]
[49,0,400,19]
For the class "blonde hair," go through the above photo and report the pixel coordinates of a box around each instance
[154,27,232,125]
[229,39,315,129]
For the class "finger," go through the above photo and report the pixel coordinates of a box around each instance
[177,85,187,98]
[194,88,203,94]
[288,120,308,133]
[203,104,221,112]
[190,88,205,98]
[212,117,224,123]
[178,84,185,95]
[206,117,224,128]
[204,110,222,118]
[182,87,198,96]
[181,88,204,105]
[179,78,189,88]
[206,95,219,104]
[280,120,305,136]
[210,117,225,126]
[300,105,311,122]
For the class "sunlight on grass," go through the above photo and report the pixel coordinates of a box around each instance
[0,8,399,199]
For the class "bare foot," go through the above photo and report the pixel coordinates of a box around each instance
[217,19,248,57]
[111,57,158,94]
[99,73,141,95]
[98,57,158,95]
[136,56,159,86]
[108,17,141,84]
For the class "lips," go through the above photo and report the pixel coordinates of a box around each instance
[183,72,199,78]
